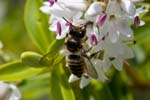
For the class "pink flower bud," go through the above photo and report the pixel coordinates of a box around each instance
[96,13,107,26]
[134,16,140,28]
[90,33,98,45]
[49,0,57,6]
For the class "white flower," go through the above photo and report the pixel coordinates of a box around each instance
[100,16,134,43]
[40,0,88,39]
[40,0,146,88]
[134,6,148,27]
[49,16,70,39]
[98,0,137,43]
[101,37,134,72]
[0,82,21,100]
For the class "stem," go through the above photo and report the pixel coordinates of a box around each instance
[104,84,115,100]
[124,61,150,90]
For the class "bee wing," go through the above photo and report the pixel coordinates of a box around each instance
[40,51,56,66]
[84,57,98,79]
[40,50,64,66]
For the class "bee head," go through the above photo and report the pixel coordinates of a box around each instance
[69,25,86,39]
[62,17,86,39]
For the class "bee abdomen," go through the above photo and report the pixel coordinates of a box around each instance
[67,54,84,78]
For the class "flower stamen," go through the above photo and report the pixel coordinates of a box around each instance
[90,33,98,45]
[49,0,57,6]
[56,21,62,36]
[96,13,107,26]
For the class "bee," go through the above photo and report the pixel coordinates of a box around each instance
[64,23,99,80]
[40,18,101,81]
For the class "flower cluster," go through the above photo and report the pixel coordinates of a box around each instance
[0,81,21,100]
[40,0,147,88]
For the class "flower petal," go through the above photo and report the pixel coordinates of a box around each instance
[0,82,10,98]
[139,20,145,26]
[68,74,80,83]
[92,59,108,81]
[86,2,102,16]
[40,3,51,14]
[122,44,134,59]
[0,82,21,100]
[111,56,124,71]
[108,21,119,43]
[64,0,89,11]
[85,2,102,21]
[106,0,121,15]
[80,76,91,89]
[121,0,136,16]
[136,6,148,15]
[100,20,109,38]
[116,19,133,38]
[49,3,76,19]
[103,55,111,72]
[9,84,22,100]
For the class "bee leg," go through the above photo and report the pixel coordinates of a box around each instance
[66,63,69,67]
[84,44,96,52]
[90,50,102,58]
[81,36,88,43]
[84,36,88,41]
[86,46,93,52]
[81,46,102,58]
[81,48,90,58]
[83,73,89,79]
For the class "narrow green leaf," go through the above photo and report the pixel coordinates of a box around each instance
[47,39,64,53]
[20,73,50,100]
[50,64,75,100]
[59,64,75,100]
[0,60,45,81]
[50,66,64,100]
[24,0,52,53]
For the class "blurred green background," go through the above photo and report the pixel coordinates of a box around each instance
[0,0,150,100]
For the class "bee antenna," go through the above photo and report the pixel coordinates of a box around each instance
[62,17,69,23]
[62,17,73,27]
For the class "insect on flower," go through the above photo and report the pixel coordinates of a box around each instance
[40,17,105,83]
[60,17,108,82]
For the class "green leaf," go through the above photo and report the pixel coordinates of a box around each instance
[0,60,45,81]
[24,0,53,53]
[50,64,75,100]
[59,64,75,100]
[47,39,64,53]
[20,73,50,100]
